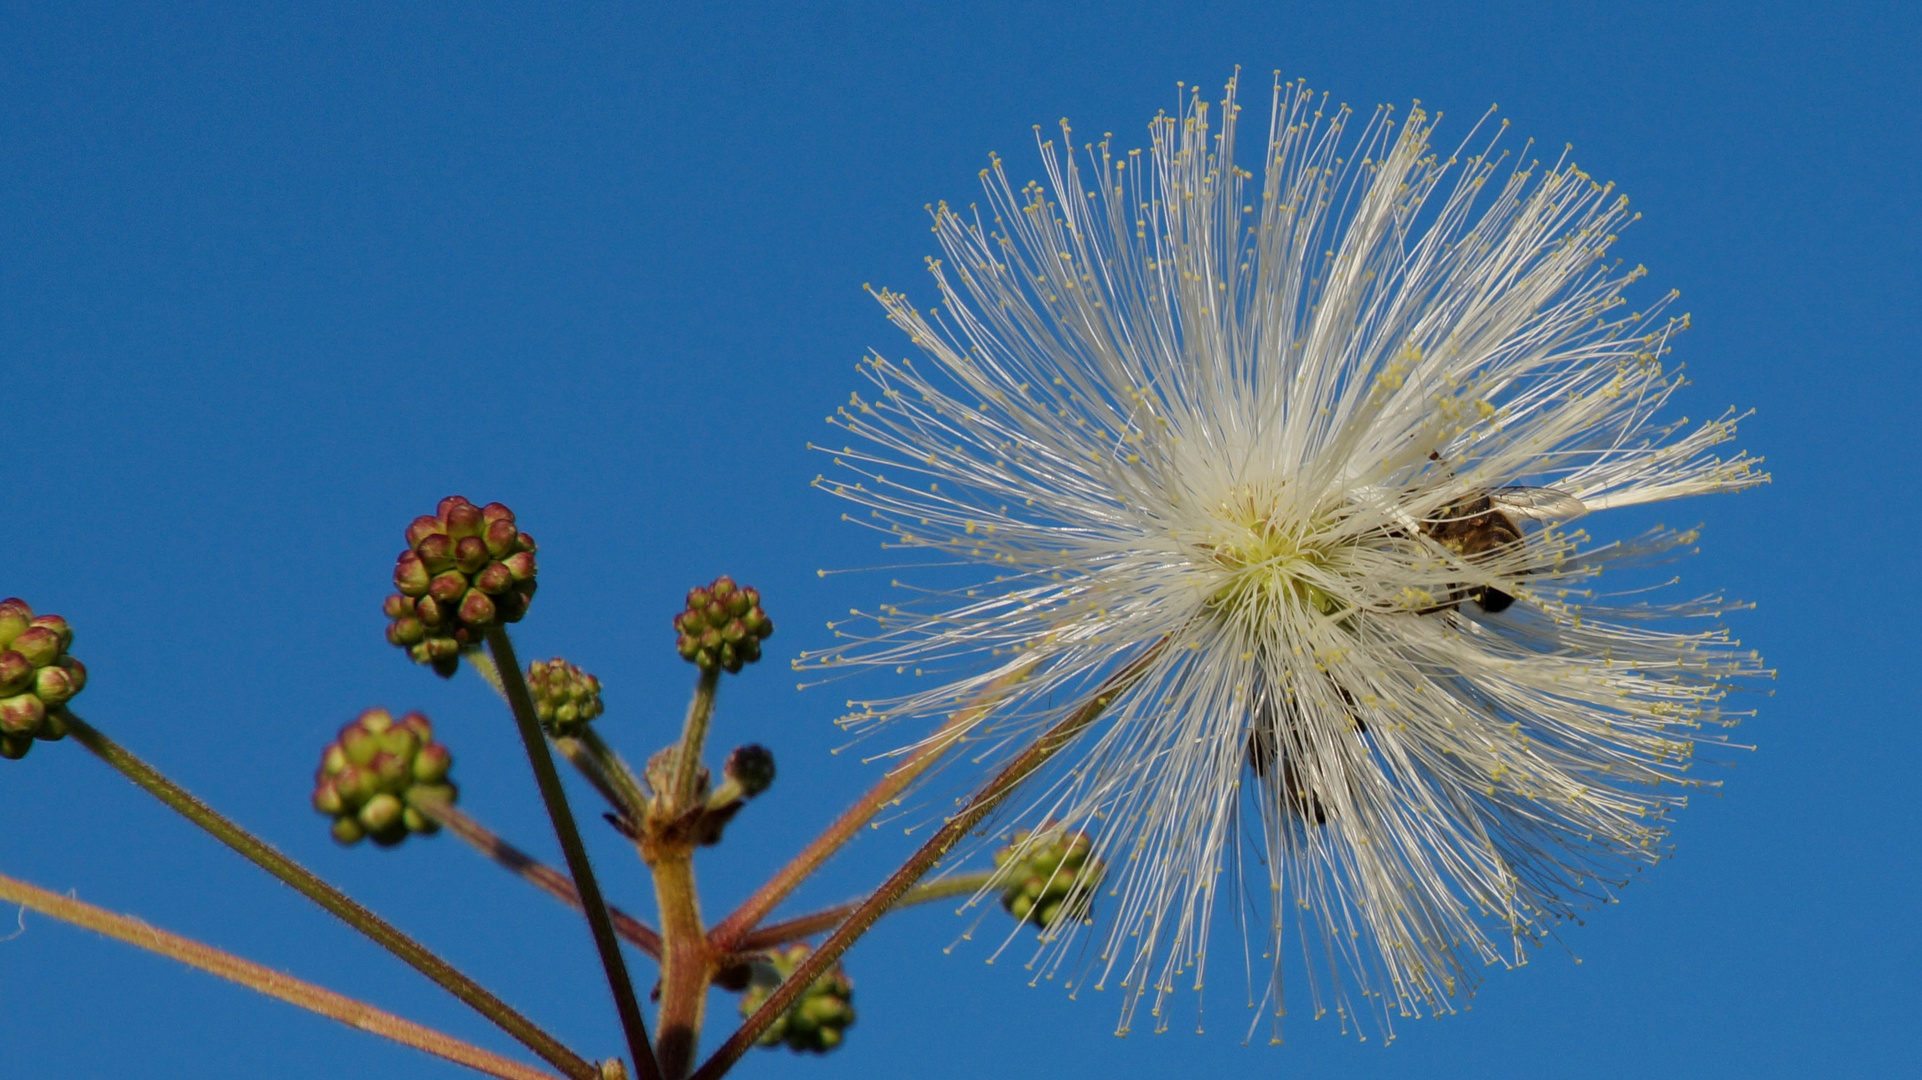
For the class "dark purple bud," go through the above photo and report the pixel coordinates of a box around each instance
[724,744,776,797]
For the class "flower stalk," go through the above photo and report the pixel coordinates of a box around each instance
[486,628,662,1080]
[0,871,564,1080]
[62,712,597,1080]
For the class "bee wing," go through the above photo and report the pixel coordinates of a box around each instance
[1489,487,1589,523]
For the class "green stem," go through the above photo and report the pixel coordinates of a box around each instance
[0,870,565,1080]
[487,629,663,1080]
[669,668,721,811]
[62,713,597,1080]
[690,643,1164,1080]
[573,726,650,820]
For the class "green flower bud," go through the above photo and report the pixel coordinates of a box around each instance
[10,626,61,669]
[0,600,86,756]
[992,827,1105,936]
[738,944,855,1055]
[0,651,33,697]
[0,693,45,735]
[527,658,604,738]
[315,708,456,846]
[674,578,774,675]
[0,599,32,648]
[383,498,537,677]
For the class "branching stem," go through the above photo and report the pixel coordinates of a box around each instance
[691,643,1164,1080]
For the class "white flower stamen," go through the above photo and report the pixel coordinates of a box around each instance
[803,71,1767,1041]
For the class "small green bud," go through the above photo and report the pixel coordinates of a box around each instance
[315,708,456,847]
[383,498,537,677]
[738,944,856,1054]
[527,658,604,738]
[0,600,86,755]
[992,827,1105,936]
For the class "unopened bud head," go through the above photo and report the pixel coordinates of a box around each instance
[383,498,537,677]
[314,708,456,847]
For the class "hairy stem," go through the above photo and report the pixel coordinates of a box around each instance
[727,873,997,954]
[410,794,663,958]
[63,713,597,1080]
[669,668,721,811]
[0,871,564,1080]
[706,662,1033,952]
[691,644,1163,1080]
[649,854,709,1080]
[487,629,662,1080]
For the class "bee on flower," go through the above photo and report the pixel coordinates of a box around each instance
[804,72,1767,1040]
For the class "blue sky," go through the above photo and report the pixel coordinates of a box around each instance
[1,3,1916,1079]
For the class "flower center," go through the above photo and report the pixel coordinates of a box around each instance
[1197,488,1343,619]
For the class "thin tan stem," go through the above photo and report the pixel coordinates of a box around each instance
[0,871,562,1080]
[706,661,1033,952]
[727,873,997,954]
[692,643,1164,1080]
[410,795,663,958]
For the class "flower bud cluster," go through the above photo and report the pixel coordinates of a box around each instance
[384,496,537,677]
[674,577,772,674]
[739,944,855,1054]
[528,658,603,738]
[312,708,456,847]
[992,828,1104,934]
[0,599,87,761]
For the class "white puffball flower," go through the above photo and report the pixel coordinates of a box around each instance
[802,73,1767,1041]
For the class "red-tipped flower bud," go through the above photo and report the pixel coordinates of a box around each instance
[314,708,456,847]
[382,499,538,677]
[0,600,86,759]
